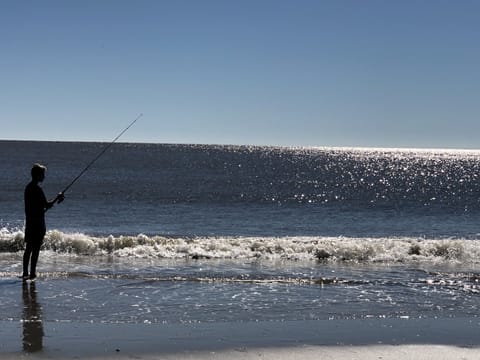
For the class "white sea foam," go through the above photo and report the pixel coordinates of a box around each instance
[1,227,480,264]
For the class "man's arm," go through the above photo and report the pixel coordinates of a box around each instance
[46,192,65,210]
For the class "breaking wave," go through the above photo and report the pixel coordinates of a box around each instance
[1,227,480,264]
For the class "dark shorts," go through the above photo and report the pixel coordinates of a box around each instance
[24,226,46,245]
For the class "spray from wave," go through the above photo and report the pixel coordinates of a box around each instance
[1,227,479,264]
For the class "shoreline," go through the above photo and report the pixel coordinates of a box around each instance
[1,318,479,359]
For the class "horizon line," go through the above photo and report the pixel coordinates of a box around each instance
[1,138,480,153]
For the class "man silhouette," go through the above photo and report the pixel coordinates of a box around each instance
[22,164,64,280]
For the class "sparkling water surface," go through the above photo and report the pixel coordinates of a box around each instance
[1,141,480,324]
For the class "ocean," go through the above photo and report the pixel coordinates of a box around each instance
[1,140,480,326]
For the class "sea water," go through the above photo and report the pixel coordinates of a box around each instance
[0,140,479,325]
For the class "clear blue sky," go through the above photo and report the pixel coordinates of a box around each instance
[1,0,479,148]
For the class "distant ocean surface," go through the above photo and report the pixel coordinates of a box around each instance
[1,140,480,325]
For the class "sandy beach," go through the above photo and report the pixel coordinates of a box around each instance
[3,345,478,360]
[1,317,479,359]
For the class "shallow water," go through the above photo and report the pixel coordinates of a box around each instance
[1,255,479,324]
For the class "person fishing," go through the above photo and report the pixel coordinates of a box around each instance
[21,115,140,280]
[22,164,64,280]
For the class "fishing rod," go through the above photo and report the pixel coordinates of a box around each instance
[60,113,142,195]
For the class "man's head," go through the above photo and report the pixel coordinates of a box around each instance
[31,164,46,182]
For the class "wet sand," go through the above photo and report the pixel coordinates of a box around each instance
[1,317,479,359]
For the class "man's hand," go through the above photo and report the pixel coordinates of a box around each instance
[56,192,65,204]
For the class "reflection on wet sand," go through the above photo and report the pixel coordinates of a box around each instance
[22,281,43,352]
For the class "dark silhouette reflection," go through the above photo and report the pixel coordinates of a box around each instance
[22,281,43,352]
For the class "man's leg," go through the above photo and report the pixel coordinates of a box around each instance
[29,242,42,280]
[22,242,32,278]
